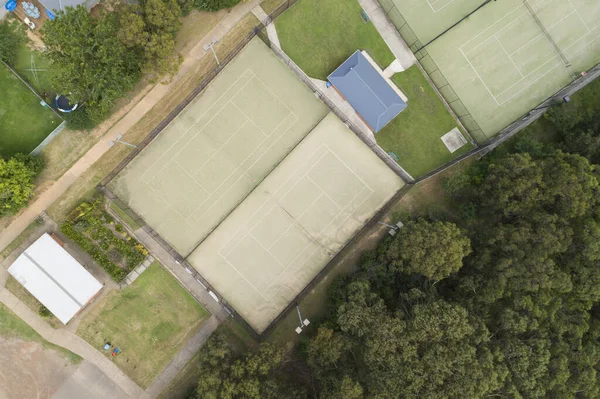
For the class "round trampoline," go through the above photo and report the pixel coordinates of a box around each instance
[55,95,79,113]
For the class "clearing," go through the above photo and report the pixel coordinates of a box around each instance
[376,65,474,176]
[76,261,209,388]
[275,0,396,79]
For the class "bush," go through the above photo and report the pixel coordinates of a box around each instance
[195,0,241,11]
[65,107,99,131]
[0,21,26,65]
[38,305,52,318]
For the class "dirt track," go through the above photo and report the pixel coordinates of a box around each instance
[0,338,78,399]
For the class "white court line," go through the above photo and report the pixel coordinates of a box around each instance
[567,0,591,32]
[458,0,600,105]
[219,256,272,301]
[306,176,344,209]
[495,35,525,78]
[322,143,374,190]
[219,145,329,257]
[427,0,456,14]
[248,234,284,266]
[141,69,255,184]
[172,161,211,194]
[188,111,299,223]
[460,0,550,51]
[230,102,269,137]
[263,185,371,296]
[266,185,375,301]
[267,192,324,251]
[497,29,600,105]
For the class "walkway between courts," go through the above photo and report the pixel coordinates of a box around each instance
[358,0,416,70]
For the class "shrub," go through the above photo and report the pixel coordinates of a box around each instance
[38,305,52,318]
[196,0,241,11]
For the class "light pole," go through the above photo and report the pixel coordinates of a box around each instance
[295,305,310,334]
[204,38,220,66]
[109,133,137,149]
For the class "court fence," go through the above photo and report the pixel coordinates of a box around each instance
[376,0,487,143]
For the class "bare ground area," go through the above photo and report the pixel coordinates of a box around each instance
[0,338,79,399]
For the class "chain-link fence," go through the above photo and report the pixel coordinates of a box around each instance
[376,0,487,143]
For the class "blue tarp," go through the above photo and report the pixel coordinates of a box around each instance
[5,0,17,12]
[46,9,55,20]
[328,51,407,132]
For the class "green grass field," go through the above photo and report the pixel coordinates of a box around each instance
[276,0,395,80]
[14,45,55,94]
[0,63,61,157]
[76,261,209,388]
[376,66,474,177]
[0,302,81,363]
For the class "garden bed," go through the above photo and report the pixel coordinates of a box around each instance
[60,201,148,282]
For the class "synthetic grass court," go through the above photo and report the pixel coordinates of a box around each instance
[110,38,328,256]
[0,63,61,157]
[76,261,209,388]
[386,0,600,141]
[188,114,403,333]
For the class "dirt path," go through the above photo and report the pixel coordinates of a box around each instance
[0,0,262,255]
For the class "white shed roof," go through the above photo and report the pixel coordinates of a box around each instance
[8,233,102,324]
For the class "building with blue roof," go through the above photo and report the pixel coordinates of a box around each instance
[328,51,407,133]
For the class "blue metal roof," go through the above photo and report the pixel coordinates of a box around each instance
[328,51,407,132]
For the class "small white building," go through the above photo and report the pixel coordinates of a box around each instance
[8,233,103,324]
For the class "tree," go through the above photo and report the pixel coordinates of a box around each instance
[384,219,471,280]
[118,0,182,81]
[0,155,44,216]
[0,20,25,65]
[41,6,143,125]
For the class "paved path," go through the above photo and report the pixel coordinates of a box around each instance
[252,5,281,48]
[145,315,219,398]
[0,288,148,398]
[0,0,262,255]
[358,0,416,70]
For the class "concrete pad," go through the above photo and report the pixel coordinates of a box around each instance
[441,127,468,153]
[52,360,129,399]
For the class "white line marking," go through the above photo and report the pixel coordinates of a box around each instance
[567,0,591,32]
[141,69,255,184]
[495,35,525,78]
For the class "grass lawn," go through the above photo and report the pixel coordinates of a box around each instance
[14,44,55,95]
[0,63,62,157]
[76,261,209,388]
[275,0,395,80]
[376,66,474,177]
[0,302,82,363]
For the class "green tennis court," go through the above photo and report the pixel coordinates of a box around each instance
[383,0,600,141]
[109,38,328,256]
[188,114,404,333]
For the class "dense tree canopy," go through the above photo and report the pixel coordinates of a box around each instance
[384,219,471,280]
[0,154,44,216]
[0,21,25,65]
[41,6,142,125]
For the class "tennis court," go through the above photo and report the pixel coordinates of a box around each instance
[385,0,600,141]
[109,38,328,256]
[188,114,404,333]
